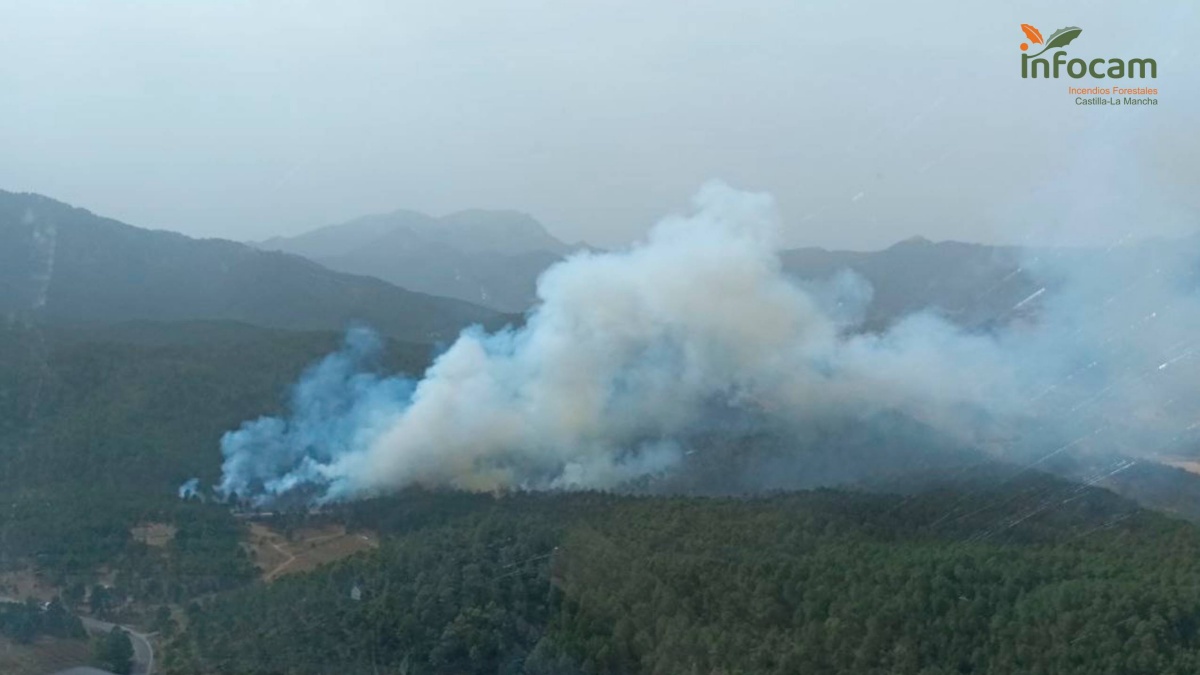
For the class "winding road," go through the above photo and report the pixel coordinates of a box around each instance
[0,595,154,674]
[79,615,155,675]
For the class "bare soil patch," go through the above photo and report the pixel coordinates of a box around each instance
[244,522,378,582]
[131,522,177,547]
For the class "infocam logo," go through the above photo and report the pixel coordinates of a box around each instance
[1019,24,1156,79]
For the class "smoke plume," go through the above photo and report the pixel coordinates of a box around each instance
[209,182,1200,504]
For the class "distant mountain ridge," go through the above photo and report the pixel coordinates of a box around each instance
[256,208,574,312]
[260,208,568,258]
[0,188,1052,341]
[0,191,500,342]
[781,236,1039,330]
[261,208,1042,323]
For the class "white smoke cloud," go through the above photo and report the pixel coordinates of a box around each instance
[323,182,848,496]
[210,181,1200,504]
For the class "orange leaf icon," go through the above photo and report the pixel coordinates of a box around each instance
[1020,24,1044,44]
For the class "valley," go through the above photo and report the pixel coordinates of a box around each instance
[3,191,1200,674]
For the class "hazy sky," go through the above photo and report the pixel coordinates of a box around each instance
[2,1,1197,249]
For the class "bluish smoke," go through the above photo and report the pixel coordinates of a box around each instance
[178,478,201,500]
[213,326,415,504]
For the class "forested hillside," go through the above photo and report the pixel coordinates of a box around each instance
[166,483,1200,675]
[4,318,1200,588]
[0,321,430,581]
[5,309,1200,675]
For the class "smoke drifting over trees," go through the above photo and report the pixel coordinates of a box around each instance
[212,183,1200,504]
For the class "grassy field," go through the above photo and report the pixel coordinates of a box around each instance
[0,568,58,603]
[0,635,92,675]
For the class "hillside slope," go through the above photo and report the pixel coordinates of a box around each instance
[0,321,431,574]
[167,485,1200,675]
[0,191,499,342]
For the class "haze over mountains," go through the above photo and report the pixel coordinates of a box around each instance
[3,188,1048,340]
[256,208,576,312]
[782,237,1039,330]
[0,190,500,343]
[258,206,1044,323]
